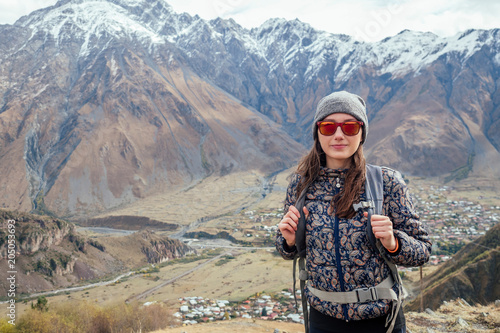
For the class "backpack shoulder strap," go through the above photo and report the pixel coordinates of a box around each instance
[360,165,404,333]
[292,184,310,333]
[363,164,384,254]
[294,188,308,258]
[365,164,383,214]
[352,164,383,214]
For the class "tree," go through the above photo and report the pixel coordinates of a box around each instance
[31,296,49,312]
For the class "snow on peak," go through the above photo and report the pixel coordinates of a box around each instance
[365,29,499,77]
[18,0,179,57]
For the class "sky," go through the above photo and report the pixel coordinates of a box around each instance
[0,0,498,42]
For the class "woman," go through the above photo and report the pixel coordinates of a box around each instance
[276,91,431,333]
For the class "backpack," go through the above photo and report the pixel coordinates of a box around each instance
[292,164,404,333]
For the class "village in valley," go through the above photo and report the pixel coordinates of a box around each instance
[173,292,304,327]
[171,179,500,327]
[410,183,500,265]
[235,181,500,267]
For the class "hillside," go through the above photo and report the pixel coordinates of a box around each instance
[0,209,193,297]
[98,230,194,267]
[0,209,123,296]
[406,223,500,311]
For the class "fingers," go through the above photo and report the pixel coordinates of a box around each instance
[369,214,394,242]
[303,206,310,219]
[367,213,388,228]
[280,222,296,236]
[279,206,299,233]
[279,205,308,232]
[369,213,389,221]
[279,206,305,247]
[288,205,301,221]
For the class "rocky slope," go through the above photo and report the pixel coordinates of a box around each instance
[0,209,193,295]
[0,0,499,217]
[406,222,500,311]
[135,230,194,264]
[0,209,74,258]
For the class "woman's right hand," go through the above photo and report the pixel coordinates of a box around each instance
[279,205,309,247]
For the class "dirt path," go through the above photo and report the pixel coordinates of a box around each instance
[152,318,303,333]
[0,271,136,303]
[127,251,234,302]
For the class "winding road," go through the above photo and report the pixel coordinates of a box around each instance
[0,271,135,304]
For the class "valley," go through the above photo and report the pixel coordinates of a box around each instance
[2,167,499,332]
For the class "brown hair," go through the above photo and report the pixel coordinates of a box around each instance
[295,133,366,219]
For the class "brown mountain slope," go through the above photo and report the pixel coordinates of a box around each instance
[0,42,304,217]
[406,223,500,311]
[362,52,500,179]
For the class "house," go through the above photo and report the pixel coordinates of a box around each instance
[269,313,279,320]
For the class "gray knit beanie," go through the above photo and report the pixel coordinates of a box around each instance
[313,91,368,142]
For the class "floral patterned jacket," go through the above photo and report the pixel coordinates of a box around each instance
[275,166,431,321]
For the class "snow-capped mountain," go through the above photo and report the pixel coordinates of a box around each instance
[0,0,499,216]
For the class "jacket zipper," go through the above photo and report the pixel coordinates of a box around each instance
[334,215,349,321]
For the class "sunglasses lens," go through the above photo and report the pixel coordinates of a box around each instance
[318,123,337,136]
[342,122,361,136]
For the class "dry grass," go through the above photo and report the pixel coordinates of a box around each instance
[94,170,278,227]
[1,299,174,333]
[406,299,500,333]
[152,318,304,333]
[144,250,292,302]
[10,249,293,317]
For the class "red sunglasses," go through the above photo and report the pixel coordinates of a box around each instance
[317,121,364,136]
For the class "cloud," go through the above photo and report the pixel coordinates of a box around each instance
[392,0,500,37]
[167,0,499,41]
[0,0,498,42]
[0,0,56,24]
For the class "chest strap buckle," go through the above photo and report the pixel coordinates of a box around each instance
[356,287,378,303]
[353,200,375,212]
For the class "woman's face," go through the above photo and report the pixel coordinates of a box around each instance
[317,113,363,169]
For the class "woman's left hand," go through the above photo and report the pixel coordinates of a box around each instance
[364,212,397,252]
